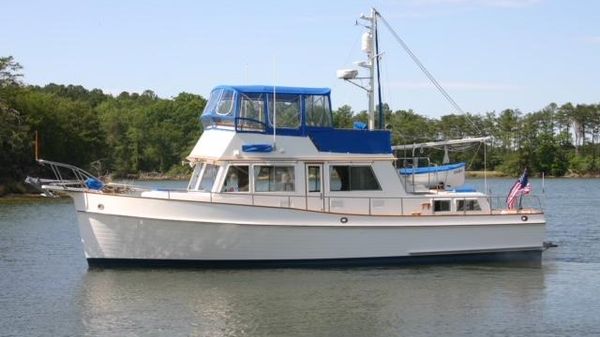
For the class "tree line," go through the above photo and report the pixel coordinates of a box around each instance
[336,101,599,177]
[1,56,205,194]
[1,56,599,194]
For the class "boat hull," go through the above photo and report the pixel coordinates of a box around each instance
[71,191,545,267]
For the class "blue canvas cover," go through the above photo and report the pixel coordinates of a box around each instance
[399,162,466,175]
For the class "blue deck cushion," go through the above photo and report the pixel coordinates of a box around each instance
[242,144,274,153]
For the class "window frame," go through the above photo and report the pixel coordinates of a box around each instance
[253,165,296,193]
[267,93,302,129]
[221,164,250,193]
[198,164,220,192]
[328,165,382,192]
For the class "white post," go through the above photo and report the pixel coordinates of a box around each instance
[368,8,376,130]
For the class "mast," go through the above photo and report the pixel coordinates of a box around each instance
[337,7,382,131]
[361,8,377,130]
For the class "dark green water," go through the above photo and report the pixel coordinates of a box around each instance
[1,178,599,337]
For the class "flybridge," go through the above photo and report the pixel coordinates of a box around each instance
[200,85,392,154]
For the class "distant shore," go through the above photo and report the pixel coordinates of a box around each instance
[466,171,506,178]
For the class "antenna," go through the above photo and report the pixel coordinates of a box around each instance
[273,57,277,149]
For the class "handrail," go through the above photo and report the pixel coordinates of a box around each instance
[36,159,98,188]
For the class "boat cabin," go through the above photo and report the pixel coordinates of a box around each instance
[168,85,493,216]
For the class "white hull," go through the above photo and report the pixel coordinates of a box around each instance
[71,192,544,265]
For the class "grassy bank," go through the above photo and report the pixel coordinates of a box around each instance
[466,171,507,178]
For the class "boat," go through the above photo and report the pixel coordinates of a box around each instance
[27,8,545,267]
[398,161,466,190]
[392,137,491,191]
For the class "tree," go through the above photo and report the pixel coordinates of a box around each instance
[333,105,354,128]
[0,56,23,87]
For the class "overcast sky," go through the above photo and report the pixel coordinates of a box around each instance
[2,0,599,117]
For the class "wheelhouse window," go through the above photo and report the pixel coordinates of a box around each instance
[201,88,236,128]
[216,89,236,116]
[222,165,249,192]
[254,165,295,192]
[203,89,222,116]
[187,163,203,190]
[305,95,332,127]
[268,94,301,129]
[238,93,266,131]
[199,164,219,192]
[329,166,381,191]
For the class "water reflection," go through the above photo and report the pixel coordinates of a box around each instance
[78,265,546,337]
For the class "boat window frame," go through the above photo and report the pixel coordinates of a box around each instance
[433,199,452,212]
[328,164,382,192]
[215,88,237,117]
[267,93,302,129]
[198,163,220,192]
[221,164,250,193]
[237,92,267,132]
[252,164,296,193]
[187,163,204,191]
[456,198,482,211]
[304,94,332,127]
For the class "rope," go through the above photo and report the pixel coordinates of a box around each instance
[377,12,482,135]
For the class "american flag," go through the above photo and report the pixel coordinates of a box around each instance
[507,169,532,209]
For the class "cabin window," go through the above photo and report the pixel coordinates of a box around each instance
[254,165,295,192]
[216,89,236,116]
[239,93,266,131]
[268,94,301,129]
[329,166,381,191]
[187,163,203,190]
[433,200,451,212]
[457,199,481,211]
[199,164,219,192]
[305,95,332,127]
[222,165,249,192]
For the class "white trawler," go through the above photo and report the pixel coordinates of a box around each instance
[28,9,545,267]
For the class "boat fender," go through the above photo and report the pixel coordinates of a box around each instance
[521,215,528,222]
[340,217,348,224]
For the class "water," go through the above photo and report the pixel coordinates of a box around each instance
[1,178,599,337]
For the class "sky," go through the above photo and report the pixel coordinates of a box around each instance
[1,0,599,117]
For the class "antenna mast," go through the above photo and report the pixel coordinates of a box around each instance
[337,7,381,131]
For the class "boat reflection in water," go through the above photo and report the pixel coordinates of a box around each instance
[77,266,546,336]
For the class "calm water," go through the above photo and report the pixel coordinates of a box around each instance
[1,178,599,337]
